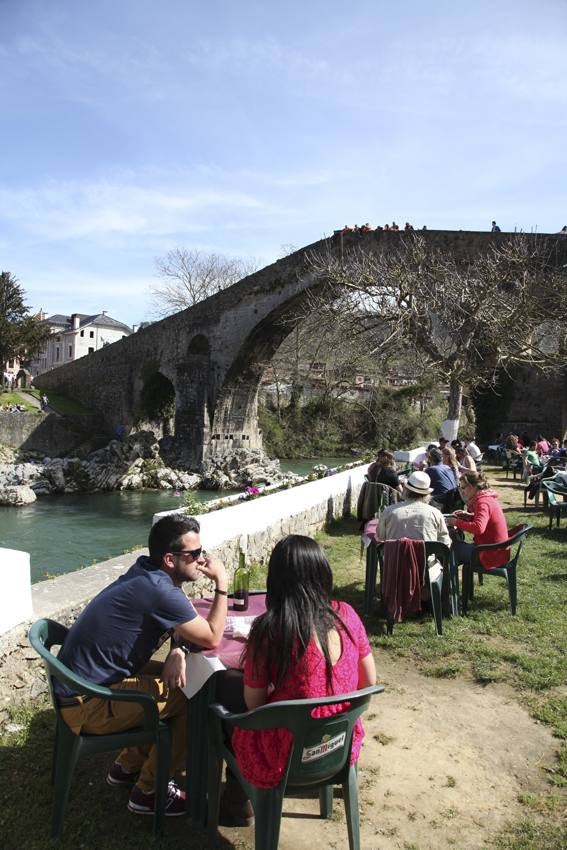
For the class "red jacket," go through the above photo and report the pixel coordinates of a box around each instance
[454,489,509,569]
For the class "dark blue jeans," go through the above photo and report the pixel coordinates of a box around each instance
[452,539,476,568]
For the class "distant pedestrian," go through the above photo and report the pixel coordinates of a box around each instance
[491,221,501,232]
[40,393,48,410]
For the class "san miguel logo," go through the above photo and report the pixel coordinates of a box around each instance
[301,732,346,763]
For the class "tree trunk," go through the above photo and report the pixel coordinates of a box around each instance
[448,378,463,420]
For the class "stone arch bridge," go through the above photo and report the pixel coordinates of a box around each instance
[36,230,567,467]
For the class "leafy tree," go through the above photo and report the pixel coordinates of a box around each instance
[149,248,258,317]
[306,234,567,433]
[0,271,50,368]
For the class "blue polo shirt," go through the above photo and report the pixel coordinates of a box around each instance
[56,556,197,696]
[425,463,457,498]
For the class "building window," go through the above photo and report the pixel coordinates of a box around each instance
[89,330,94,339]
[56,336,61,342]
[68,345,72,357]
[55,347,60,361]
[88,347,94,354]
[80,330,84,337]
[8,359,14,368]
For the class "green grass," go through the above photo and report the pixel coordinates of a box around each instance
[0,389,39,412]
[28,387,90,415]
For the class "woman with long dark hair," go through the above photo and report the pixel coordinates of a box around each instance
[232,534,376,789]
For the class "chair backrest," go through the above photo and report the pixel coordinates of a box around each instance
[357,479,398,522]
[28,618,115,710]
[424,540,451,567]
[214,685,383,788]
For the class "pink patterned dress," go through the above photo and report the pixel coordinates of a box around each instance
[232,601,372,788]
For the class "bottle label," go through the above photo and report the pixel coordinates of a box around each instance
[233,597,246,609]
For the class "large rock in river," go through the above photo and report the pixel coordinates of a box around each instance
[0,485,37,505]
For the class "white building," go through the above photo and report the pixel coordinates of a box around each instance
[31,312,132,377]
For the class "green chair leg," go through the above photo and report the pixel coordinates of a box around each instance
[507,566,517,615]
[343,765,361,850]
[253,787,286,850]
[52,723,82,837]
[364,544,378,616]
[319,785,333,818]
[206,752,224,849]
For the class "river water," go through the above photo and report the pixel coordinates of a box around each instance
[0,457,352,582]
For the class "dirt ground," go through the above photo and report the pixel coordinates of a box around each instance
[219,653,557,850]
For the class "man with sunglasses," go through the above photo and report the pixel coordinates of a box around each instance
[55,514,228,817]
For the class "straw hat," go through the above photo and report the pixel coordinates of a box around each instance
[405,471,433,495]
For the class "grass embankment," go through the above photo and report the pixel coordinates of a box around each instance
[27,387,90,415]
[0,389,40,412]
[0,470,565,849]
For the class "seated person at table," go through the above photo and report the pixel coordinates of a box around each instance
[377,471,451,546]
[463,435,482,462]
[56,514,228,817]
[425,447,458,509]
[367,449,402,491]
[536,434,550,455]
[446,472,509,569]
[231,535,376,790]
[413,443,438,470]
[455,444,476,473]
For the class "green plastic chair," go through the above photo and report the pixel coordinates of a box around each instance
[28,618,171,837]
[462,524,532,615]
[207,685,384,850]
[542,480,567,530]
[374,540,446,635]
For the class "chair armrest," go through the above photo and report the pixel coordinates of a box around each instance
[473,525,531,553]
[47,662,160,731]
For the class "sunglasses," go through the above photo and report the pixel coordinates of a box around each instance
[171,547,202,560]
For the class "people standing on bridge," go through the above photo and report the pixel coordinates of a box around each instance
[54,514,228,817]
[391,221,400,231]
[491,221,501,232]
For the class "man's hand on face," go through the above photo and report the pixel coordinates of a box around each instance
[196,554,228,592]
[161,647,187,690]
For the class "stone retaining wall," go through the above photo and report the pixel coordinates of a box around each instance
[0,464,366,726]
[0,411,105,456]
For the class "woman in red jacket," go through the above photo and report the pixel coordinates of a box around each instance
[446,471,510,569]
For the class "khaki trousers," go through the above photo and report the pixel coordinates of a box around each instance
[60,661,186,792]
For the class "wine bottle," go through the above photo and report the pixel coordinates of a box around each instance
[233,551,250,611]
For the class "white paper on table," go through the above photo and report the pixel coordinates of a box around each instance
[224,615,257,639]
[181,652,226,701]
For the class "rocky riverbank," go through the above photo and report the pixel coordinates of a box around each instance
[0,432,295,505]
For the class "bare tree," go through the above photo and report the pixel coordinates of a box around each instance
[305,234,567,432]
[149,248,258,318]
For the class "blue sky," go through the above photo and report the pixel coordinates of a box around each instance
[1,0,565,326]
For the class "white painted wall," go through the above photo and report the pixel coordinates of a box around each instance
[0,548,34,635]
[154,464,368,567]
